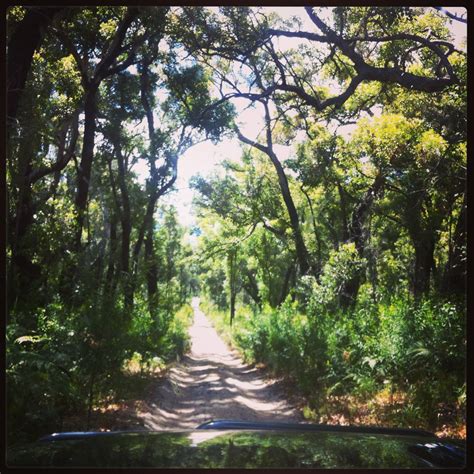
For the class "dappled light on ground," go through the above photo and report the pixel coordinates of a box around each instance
[137,297,302,430]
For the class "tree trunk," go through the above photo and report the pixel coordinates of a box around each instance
[442,191,466,295]
[105,213,118,291]
[115,148,130,272]
[339,171,385,308]
[145,221,159,317]
[7,7,63,130]
[230,292,236,327]
[277,261,295,306]
[228,250,237,326]
[243,269,262,309]
[129,59,176,307]
[115,141,133,310]
[349,172,385,257]
[413,238,435,299]
[10,110,79,255]
[235,104,312,276]
[75,86,98,248]
[126,61,179,310]
[267,149,312,275]
[9,135,39,311]
[337,182,350,242]
[301,186,322,276]
[405,182,436,300]
[86,372,95,430]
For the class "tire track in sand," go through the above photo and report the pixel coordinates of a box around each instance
[137,297,302,429]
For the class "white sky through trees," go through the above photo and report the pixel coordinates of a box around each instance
[133,6,466,229]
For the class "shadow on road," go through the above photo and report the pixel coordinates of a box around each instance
[137,298,302,430]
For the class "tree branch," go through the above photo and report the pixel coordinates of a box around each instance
[54,29,90,88]
[93,7,139,82]
[301,7,458,92]
[266,28,330,44]
[234,125,270,156]
[27,109,80,184]
[433,6,467,24]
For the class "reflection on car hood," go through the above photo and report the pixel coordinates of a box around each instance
[7,420,466,469]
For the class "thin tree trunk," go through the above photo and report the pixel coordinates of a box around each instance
[105,213,118,292]
[228,250,237,326]
[348,172,385,257]
[230,292,236,327]
[301,186,322,276]
[243,269,262,309]
[145,221,159,316]
[86,372,95,430]
[128,161,178,312]
[413,238,435,299]
[337,182,350,242]
[75,86,98,248]
[442,191,466,295]
[115,142,134,310]
[235,116,312,276]
[277,261,295,306]
[405,183,436,299]
[267,148,311,275]
[127,60,179,310]
[11,127,36,258]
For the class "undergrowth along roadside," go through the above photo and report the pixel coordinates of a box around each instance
[7,302,194,446]
[200,296,465,439]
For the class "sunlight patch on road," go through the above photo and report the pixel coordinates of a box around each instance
[137,297,301,429]
[234,395,289,412]
[224,376,266,391]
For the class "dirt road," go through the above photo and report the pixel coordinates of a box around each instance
[137,297,302,430]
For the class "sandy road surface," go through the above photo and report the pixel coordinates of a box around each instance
[137,297,302,430]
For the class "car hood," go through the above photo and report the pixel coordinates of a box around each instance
[7,421,465,469]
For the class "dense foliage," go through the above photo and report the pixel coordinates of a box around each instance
[7,6,465,443]
[6,6,230,444]
[189,6,466,434]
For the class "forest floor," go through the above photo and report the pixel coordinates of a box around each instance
[87,297,302,431]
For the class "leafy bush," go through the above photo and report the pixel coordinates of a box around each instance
[203,290,465,432]
[7,295,195,445]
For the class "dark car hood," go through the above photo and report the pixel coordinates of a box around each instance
[7,421,465,469]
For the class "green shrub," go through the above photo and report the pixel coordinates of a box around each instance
[199,292,465,432]
[7,295,195,445]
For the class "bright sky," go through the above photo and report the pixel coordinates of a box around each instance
[159,7,326,227]
[139,7,466,229]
